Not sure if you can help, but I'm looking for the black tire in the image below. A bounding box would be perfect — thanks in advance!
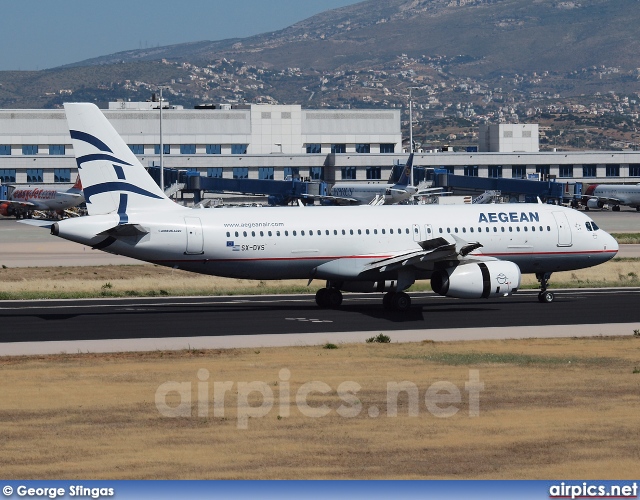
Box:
[327,289,343,308]
[383,292,395,310]
[315,288,330,308]
[392,292,412,312]
[538,291,554,303]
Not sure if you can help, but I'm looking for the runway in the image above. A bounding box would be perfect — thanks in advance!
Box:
[1,288,639,355]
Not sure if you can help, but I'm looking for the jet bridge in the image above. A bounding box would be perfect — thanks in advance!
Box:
[433,172,564,203]
[147,166,327,205]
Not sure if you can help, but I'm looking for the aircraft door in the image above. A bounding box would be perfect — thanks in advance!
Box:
[552,211,572,247]
[184,216,204,254]
[412,223,422,242]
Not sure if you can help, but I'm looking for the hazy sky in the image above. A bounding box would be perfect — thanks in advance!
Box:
[0,0,363,71]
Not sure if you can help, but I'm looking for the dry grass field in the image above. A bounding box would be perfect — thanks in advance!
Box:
[0,258,639,298]
[1,336,639,479]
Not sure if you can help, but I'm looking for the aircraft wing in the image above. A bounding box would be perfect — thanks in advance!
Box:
[586,195,624,205]
[299,193,360,205]
[0,199,36,208]
[313,234,490,279]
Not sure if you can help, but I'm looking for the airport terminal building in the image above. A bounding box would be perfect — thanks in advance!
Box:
[1,102,640,189]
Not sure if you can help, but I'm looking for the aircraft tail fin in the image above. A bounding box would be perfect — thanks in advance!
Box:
[392,153,414,187]
[64,103,177,216]
[68,174,82,193]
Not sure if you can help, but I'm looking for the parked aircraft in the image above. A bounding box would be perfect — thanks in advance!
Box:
[583,183,640,211]
[0,176,84,219]
[322,154,419,205]
[26,103,619,311]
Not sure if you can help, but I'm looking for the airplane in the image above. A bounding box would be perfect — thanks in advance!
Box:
[582,183,640,212]
[24,103,619,311]
[0,176,84,219]
[320,154,420,205]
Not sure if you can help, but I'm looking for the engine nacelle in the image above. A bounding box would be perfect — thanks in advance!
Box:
[586,198,604,209]
[0,202,13,217]
[430,261,521,299]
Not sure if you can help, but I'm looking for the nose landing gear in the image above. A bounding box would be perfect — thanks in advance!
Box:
[536,272,554,303]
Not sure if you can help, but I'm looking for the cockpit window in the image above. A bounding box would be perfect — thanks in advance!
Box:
[591,221,599,230]
[585,222,593,231]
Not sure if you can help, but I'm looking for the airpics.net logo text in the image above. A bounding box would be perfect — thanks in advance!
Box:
[155,368,484,429]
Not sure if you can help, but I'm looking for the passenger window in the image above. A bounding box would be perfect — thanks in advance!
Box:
[470,228,474,233]
[293,230,297,236]
[462,228,466,233]
[226,232,230,237]
[454,228,458,233]
[284,231,288,236]
[531,227,535,232]
[406,228,410,234]
[276,231,280,237]
[235,231,239,237]
[349,229,353,235]
[268,231,272,236]
[251,231,255,237]
[516,227,520,232]
[382,229,386,234]
[325,230,329,235]
[390,229,394,234]
[374,229,378,235]
[439,228,443,233]
[366,229,370,235]
[493,227,497,232]
[508,227,512,232]
[398,228,402,234]
[523,227,527,232]
[447,228,451,233]
[501,227,505,232]
[547,226,551,231]
[334,230,337,235]
[358,229,362,235]
[342,230,346,235]
[486,228,490,232]
[260,231,264,237]
[243,231,247,237]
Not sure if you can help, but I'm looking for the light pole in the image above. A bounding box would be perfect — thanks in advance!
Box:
[159,87,165,192]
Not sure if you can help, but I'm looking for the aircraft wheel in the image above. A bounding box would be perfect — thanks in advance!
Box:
[613,205,621,212]
[538,291,554,303]
[392,292,412,312]
[327,288,343,308]
[383,292,395,310]
[315,288,331,308]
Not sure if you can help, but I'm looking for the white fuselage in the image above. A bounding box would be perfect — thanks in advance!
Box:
[592,184,640,208]
[53,203,618,281]
[330,183,415,204]
[8,185,83,211]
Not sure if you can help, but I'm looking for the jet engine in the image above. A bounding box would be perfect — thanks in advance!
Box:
[0,202,14,217]
[586,198,604,209]
[430,261,521,299]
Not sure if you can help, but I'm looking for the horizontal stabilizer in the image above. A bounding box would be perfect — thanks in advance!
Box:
[17,219,54,229]
[97,223,149,237]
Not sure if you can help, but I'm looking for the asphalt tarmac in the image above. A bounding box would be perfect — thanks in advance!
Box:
[1,288,639,355]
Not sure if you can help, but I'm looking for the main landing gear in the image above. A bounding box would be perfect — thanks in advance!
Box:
[315,288,412,312]
[382,291,412,312]
[315,287,343,308]
[536,272,554,303]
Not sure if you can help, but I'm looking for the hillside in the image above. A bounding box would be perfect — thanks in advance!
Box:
[67,0,640,76]
[1,0,640,151]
